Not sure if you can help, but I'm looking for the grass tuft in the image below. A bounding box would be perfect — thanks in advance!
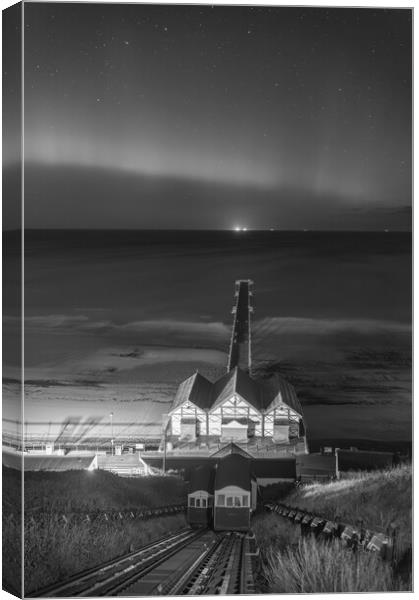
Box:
[252,513,300,555]
[264,536,410,593]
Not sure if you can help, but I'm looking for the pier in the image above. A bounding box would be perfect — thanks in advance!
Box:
[227,279,253,373]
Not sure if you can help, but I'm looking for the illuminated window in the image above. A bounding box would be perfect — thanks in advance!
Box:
[216,495,225,506]
[226,496,233,507]
[234,496,241,507]
[196,498,201,508]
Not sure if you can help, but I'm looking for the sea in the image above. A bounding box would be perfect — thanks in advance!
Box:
[3,230,412,451]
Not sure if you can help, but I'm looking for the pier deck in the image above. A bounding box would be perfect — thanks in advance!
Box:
[227,279,253,373]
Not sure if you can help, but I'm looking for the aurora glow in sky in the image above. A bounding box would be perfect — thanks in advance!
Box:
[4,3,412,229]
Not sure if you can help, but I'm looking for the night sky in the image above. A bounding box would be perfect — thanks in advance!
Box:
[5,3,412,229]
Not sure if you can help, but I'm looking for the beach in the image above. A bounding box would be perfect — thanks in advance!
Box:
[3,230,412,448]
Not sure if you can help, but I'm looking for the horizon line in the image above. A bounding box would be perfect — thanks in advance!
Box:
[4,227,413,233]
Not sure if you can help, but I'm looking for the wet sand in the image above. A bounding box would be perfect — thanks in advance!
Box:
[3,230,411,448]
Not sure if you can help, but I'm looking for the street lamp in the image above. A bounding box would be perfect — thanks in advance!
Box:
[110,412,114,456]
[161,414,170,474]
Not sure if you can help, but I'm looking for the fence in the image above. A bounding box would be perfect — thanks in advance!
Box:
[6,504,187,526]
[264,502,406,566]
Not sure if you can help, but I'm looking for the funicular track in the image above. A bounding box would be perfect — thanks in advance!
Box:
[170,531,256,596]
[29,528,257,597]
[28,528,203,597]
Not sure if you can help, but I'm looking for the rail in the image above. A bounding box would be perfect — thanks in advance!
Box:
[29,528,258,596]
[27,528,201,597]
[155,531,256,596]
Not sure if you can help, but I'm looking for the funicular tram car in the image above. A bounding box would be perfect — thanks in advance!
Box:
[187,465,215,528]
[213,454,257,532]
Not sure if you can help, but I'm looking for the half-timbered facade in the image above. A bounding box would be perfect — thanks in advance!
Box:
[209,368,263,439]
[169,372,213,439]
[263,376,305,442]
[167,366,306,451]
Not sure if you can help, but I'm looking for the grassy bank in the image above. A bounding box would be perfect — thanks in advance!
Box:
[24,468,187,512]
[264,535,410,593]
[253,463,412,593]
[285,462,412,554]
[3,466,188,594]
[253,513,411,593]
[3,509,22,596]
[25,512,187,594]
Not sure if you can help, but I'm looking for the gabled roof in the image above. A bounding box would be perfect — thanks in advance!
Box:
[211,367,261,412]
[211,369,236,406]
[171,368,303,418]
[211,442,253,459]
[262,374,303,416]
[171,371,213,412]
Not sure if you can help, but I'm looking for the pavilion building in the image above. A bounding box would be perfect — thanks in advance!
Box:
[165,280,307,457]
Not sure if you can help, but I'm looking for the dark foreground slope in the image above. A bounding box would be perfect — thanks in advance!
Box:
[3,467,187,594]
[253,463,412,593]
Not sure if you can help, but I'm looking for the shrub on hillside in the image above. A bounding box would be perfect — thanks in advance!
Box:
[284,463,412,554]
[259,481,295,504]
[23,469,187,513]
[264,536,411,593]
[2,467,22,596]
[252,513,300,555]
[24,513,187,594]
[254,463,412,593]
[3,512,21,596]
[3,467,188,594]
